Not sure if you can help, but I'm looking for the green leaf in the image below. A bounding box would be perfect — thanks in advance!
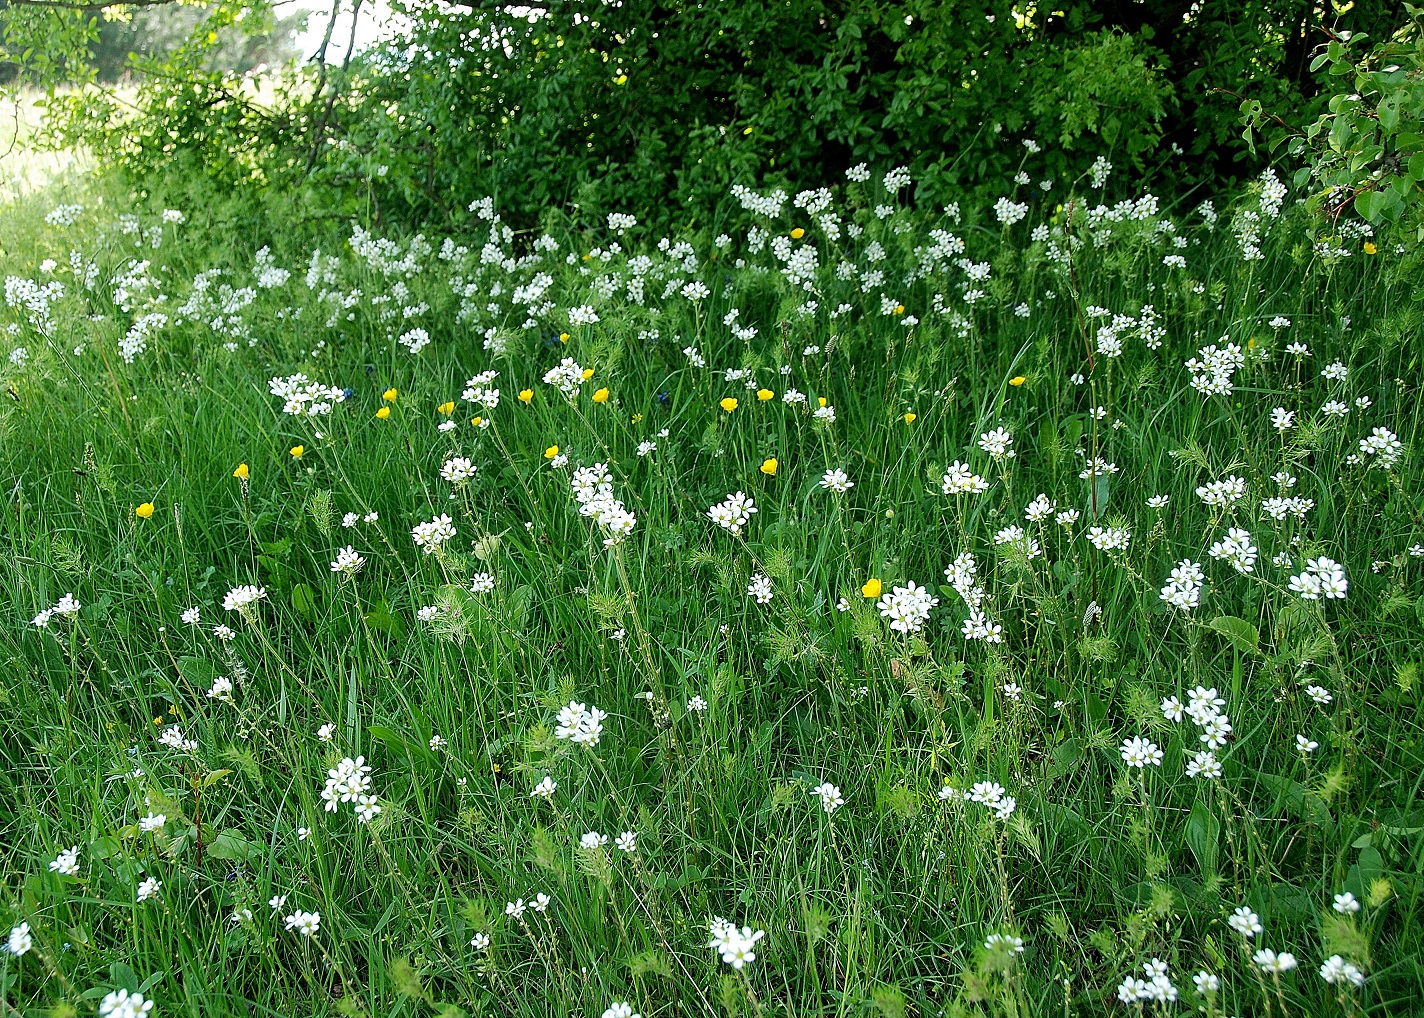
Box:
[208,830,263,862]
[202,768,232,788]
[1184,797,1219,875]
[1208,616,1259,654]
[364,599,406,639]
[291,583,316,617]
[177,655,215,690]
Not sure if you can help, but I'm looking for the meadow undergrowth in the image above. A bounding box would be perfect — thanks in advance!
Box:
[1,163,1422,1017]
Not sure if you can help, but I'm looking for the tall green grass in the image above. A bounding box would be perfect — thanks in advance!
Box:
[1,167,1421,1018]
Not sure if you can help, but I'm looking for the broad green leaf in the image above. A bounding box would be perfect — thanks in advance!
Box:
[1208,616,1259,654]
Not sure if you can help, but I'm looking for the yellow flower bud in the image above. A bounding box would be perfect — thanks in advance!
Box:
[790,227,805,240]
[232,463,249,479]
[1009,376,1026,387]
[438,401,455,415]
[903,412,916,424]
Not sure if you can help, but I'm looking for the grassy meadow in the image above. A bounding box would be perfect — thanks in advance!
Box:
[1,164,1422,1018]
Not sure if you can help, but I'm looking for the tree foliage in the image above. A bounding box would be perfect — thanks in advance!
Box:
[1,0,1418,232]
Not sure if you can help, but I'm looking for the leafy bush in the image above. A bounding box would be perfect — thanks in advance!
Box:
[9,1,1415,232]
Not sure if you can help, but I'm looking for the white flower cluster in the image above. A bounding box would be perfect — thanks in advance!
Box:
[98,989,154,1018]
[1159,559,1205,611]
[941,779,1017,820]
[441,457,476,484]
[1208,527,1257,573]
[542,356,585,396]
[1185,341,1245,397]
[709,916,766,969]
[1262,496,1313,521]
[1319,954,1366,987]
[222,584,266,614]
[707,491,757,536]
[45,204,84,227]
[877,581,938,634]
[943,553,1002,643]
[993,524,1042,561]
[1161,686,1231,778]
[158,726,198,752]
[463,368,500,409]
[747,573,773,604]
[731,184,787,218]
[1358,426,1403,469]
[269,373,346,416]
[977,427,1015,462]
[1087,525,1131,552]
[1119,735,1164,768]
[31,592,81,628]
[942,460,989,494]
[571,462,636,545]
[1117,959,1178,1004]
[320,755,380,822]
[411,514,456,554]
[554,700,607,748]
[1196,475,1247,508]
[1288,556,1348,600]
[330,546,365,576]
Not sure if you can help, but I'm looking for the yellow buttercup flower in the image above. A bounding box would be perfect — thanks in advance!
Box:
[382,388,398,402]
[544,445,559,459]
[581,368,595,380]
[592,387,610,403]
[760,457,778,476]
[861,578,882,598]
[757,388,773,401]
[559,332,570,343]
[471,416,483,427]
[1009,376,1026,387]
[290,445,304,459]
[376,406,391,419]
[1364,241,1378,255]
[903,412,916,424]
[519,389,533,403]
[438,401,455,415]
[135,502,154,519]
[818,397,827,408]
[790,227,805,240]
[893,304,905,315]
[232,463,249,479]
[720,397,738,412]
